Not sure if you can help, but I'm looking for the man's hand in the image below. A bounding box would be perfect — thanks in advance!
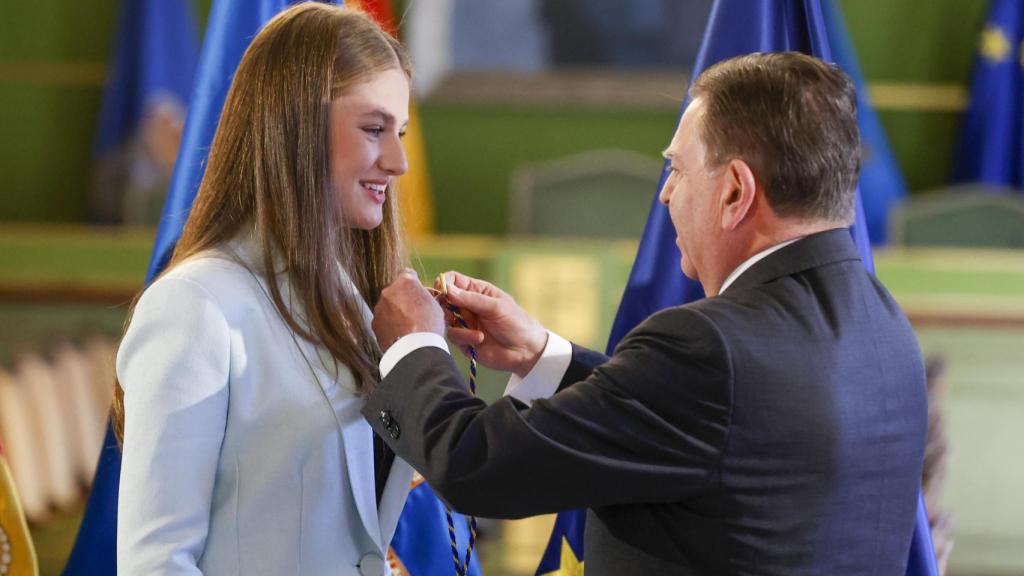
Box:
[372,269,445,352]
[436,271,547,378]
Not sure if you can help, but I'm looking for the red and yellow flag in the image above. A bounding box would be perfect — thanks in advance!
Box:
[0,440,39,576]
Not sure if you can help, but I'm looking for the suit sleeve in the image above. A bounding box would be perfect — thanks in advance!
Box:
[116,276,231,575]
[362,307,732,519]
[558,343,610,392]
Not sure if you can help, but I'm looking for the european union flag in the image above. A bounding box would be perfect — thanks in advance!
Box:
[90,0,197,225]
[953,0,1024,188]
[535,1,936,575]
[70,2,478,574]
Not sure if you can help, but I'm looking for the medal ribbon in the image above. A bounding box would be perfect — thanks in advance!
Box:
[433,274,478,576]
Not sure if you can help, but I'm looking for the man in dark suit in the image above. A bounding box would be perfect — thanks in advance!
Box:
[365,52,928,575]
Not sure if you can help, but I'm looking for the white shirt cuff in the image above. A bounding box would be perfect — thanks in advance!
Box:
[380,332,450,378]
[503,331,572,406]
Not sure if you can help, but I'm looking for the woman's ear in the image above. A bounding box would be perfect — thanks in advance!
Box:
[720,158,757,231]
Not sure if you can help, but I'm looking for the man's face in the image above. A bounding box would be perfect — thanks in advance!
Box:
[659,98,724,282]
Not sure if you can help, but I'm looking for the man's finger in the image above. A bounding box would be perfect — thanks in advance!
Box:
[443,270,473,290]
[446,283,500,316]
[444,271,502,298]
[446,326,485,347]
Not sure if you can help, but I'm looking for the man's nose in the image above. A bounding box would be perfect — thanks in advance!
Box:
[658,181,671,206]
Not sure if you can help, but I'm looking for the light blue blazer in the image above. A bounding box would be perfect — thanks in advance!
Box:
[116,236,413,575]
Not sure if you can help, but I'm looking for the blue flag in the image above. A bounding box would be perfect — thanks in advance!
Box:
[389,478,483,575]
[535,1,936,575]
[69,1,480,574]
[90,0,198,225]
[953,0,1024,188]
[146,0,303,280]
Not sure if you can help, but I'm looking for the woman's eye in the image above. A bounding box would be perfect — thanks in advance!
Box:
[398,130,407,140]
[363,126,384,137]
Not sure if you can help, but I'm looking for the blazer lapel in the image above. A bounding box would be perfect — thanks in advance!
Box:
[378,456,415,545]
[227,230,392,550]
[340,411,385,553]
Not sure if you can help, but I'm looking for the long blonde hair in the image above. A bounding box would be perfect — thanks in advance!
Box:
[113,3,412,441]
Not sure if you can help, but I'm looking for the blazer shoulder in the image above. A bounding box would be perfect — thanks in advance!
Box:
[634,302,731,348]
[621,303,738,386]
[148,252,265,317]
[614,304,734,396]
[162,249,255,288]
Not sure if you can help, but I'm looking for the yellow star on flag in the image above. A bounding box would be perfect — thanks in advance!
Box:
[980,25,1011,62]
[540,537,584,576]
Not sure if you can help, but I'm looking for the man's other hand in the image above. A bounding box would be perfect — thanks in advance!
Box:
[437,271,547,378]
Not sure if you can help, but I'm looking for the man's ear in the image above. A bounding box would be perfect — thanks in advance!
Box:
[720,158,757,231]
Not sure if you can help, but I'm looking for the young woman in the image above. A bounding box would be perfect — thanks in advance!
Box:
[114,5,414,574]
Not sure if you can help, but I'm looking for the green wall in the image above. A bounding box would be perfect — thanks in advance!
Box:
[0,1,209,223]
[841,0,989,193]
[0,2,117,221]
[0,0,996,229]
[844,1,985,84]
[420,103,676,234]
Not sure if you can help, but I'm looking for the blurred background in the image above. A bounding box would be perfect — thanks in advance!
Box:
[1,0,1023,574]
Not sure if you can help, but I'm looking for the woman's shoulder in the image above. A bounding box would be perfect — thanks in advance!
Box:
[144,248,263,313]
[166,247,250,281]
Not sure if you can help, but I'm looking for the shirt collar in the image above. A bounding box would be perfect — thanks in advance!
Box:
[718,237,802,295]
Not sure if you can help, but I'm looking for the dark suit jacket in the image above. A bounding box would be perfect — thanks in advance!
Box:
[364,229,927,575]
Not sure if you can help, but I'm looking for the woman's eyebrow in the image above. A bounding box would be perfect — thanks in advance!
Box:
[360,108,395,123]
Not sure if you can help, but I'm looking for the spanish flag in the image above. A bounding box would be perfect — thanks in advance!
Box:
[0,440,39,576]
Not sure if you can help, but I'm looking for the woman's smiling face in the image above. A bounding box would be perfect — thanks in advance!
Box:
[329,67,410,230]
